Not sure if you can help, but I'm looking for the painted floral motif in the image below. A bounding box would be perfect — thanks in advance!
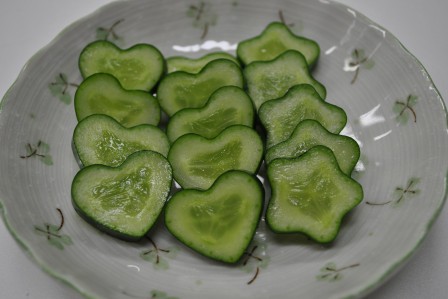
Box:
[150,290,179,299]
[96,19,125,44]
[347,49,375,84]
[34,208,72,250]
[187,1,218,39]
[140,237,179,270]
[316,262,360,281]
[48,73,79,105]
[393,94,418,124]
[366,177,420,206]
[240,237,270,285]
[20,140,53,166]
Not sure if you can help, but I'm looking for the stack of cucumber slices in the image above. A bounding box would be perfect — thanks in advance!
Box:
[71,22,363,263]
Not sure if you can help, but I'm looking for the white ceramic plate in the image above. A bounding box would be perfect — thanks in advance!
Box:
[1,0,447,298]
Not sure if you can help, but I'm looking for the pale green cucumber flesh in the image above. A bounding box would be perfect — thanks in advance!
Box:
[165,170,264,263]
[167,52,240,74]
[157,59,244,116]
[266,146,363,243]
[74,73,160,127]
[73,114,169,167]
[79,40,165,91]
[244,50,326,110]
[259,84,346,148]
[265,119,360,174]
[167,86,254,142]
[168,125,263,190]
[71,151,172,241]
[237,22,320,68]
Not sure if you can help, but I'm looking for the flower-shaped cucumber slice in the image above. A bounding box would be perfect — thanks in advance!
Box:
[71,150,173,241]
[244,50,326,111]
[237,22,320,68]
[168,125,263,190]
[73,114,170,167]
[259,84,347,149]
[266,146,363,243]
[167,52,240,74]
[165,170,264,263]
[265,120,360,175]
[74,73,161,127]
[157,59,244,116]
[166,86,255,143]
[79,40,165,91]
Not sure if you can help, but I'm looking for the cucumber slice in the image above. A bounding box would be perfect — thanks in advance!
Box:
[79,40,165,91]
[157,59,244,116]
[73,114,170,167]
[266,146,363,243]
[74,73,160,127]
[168,125,264,190]
[244,50,326,110]
[166,86,255,143]
[71,150,173,241]
[167,52,240,74]
[165,170,264,263]
[259,84,347,149]
[265,119,360,175]
[237,22,320,68]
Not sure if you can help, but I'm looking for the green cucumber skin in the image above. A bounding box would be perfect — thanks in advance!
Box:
[166,86,255,143]
[237,22,320,68]
[164,170,264,263]
[259,84,347,149]
[156,59,245,116]
[166,52,240,74]
[71,150,173,241]
[266,146,363,243]
[79,40,166,91]
[74,73,161,127]
[265,119,360,174]
[168,125,264,190]
[244,50,326,111]
[73,114,170,167]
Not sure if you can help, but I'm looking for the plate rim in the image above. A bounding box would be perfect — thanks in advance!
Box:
[0,0,447,298]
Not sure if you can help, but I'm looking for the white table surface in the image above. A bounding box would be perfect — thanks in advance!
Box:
[0,0,447,298]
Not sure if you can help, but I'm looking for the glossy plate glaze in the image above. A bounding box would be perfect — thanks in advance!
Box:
[0,0,447,298]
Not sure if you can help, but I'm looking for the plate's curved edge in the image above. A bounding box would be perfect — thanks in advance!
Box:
[0,200,96,299]
[0,1,129,299]
[0,1,447,299]
[0,0,129,113]
[327,0,448,298]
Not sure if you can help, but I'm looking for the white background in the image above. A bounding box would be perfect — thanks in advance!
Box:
[0,0,447,298]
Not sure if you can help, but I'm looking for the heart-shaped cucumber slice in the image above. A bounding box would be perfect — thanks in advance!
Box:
[237,22,320,68]
[157,59,244,116]
[166,86,255,143]
[75,73,161,127]
[168,125,264,190]
[266,146,363,243]
[71,150,172,241]
[166,52,240,74]
[259,84,347,149]
[73,114,170,167]
[265,119,360,175]
[79,40,165,91]
[165,170,264,263]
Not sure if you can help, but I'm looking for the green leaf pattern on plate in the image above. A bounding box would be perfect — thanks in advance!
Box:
[393,94,418,124]
[187,1,218,39]
[240,236,270,285]
[348,48,375,84]
[48,73,79,105]
[96,19,125,45]
[316,262,360,282]
[140,237,179,270]
[34,208,72,250]
[20,140,53,166]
